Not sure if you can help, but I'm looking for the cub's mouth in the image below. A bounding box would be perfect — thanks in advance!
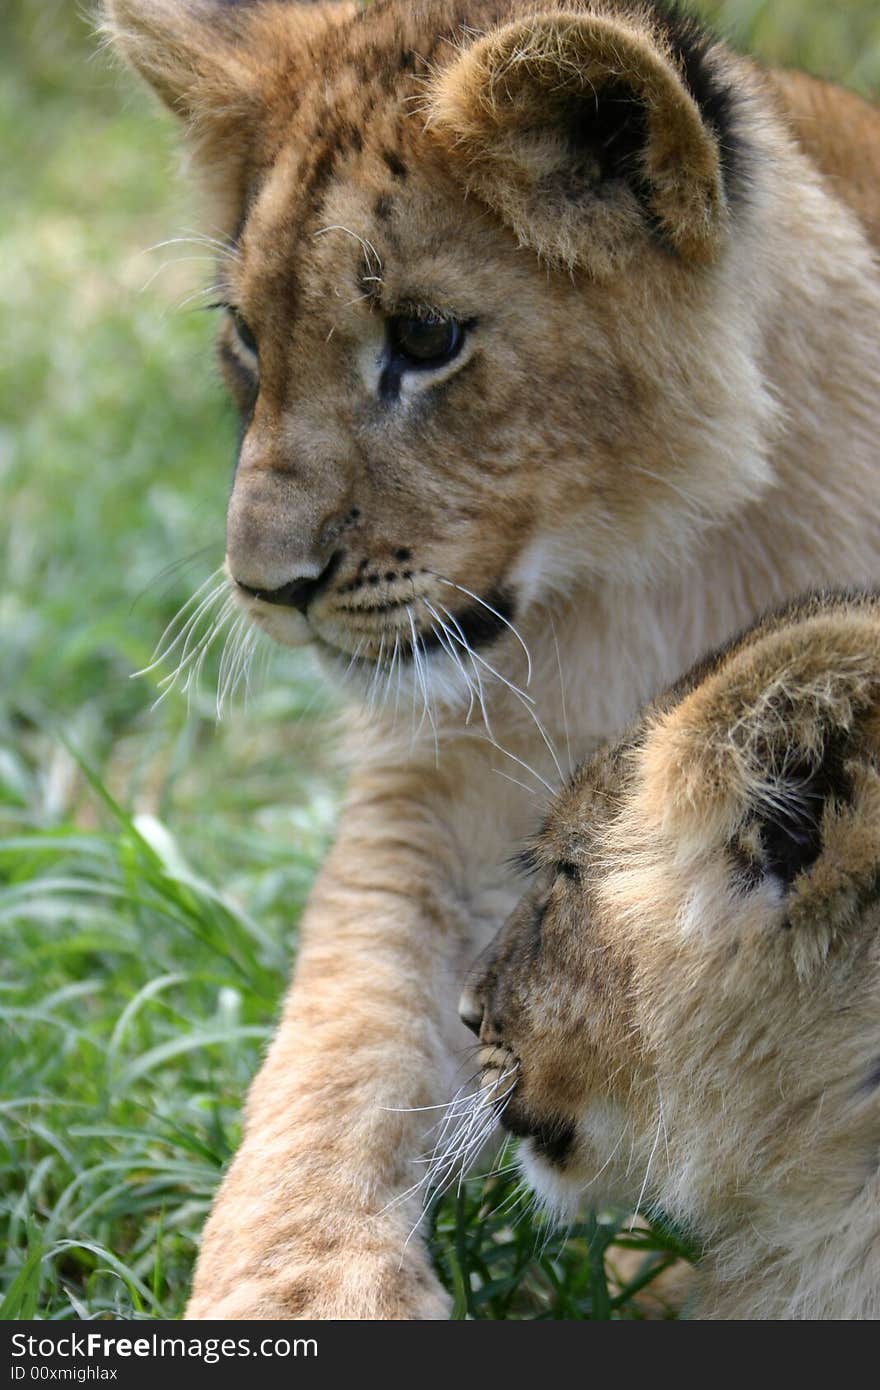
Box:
[231,552,521,672]
[477,1047,576,1170]
[501,1103,577,1169]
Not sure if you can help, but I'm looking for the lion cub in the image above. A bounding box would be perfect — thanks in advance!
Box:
[461,591,880,1319]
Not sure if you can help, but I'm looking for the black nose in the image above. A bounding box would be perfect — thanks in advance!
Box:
[458,988,484,1037]
[236,552,341,615]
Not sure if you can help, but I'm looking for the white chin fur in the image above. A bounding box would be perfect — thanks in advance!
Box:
[334,636,516,716]
[518,1143,582,1223]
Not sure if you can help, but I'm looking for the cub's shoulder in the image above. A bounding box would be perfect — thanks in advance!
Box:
[766,69,880,245]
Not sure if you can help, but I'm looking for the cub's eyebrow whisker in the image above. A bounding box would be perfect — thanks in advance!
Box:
[313,224,383,278]
[175,282,230,314]
[146,231,242,265]
[139,254,223,296]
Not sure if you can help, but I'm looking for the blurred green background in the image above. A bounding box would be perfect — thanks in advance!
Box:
[2,0,879,1320]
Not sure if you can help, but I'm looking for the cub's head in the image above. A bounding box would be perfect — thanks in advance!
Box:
[462,592,880,1232]
[106,0,771,694]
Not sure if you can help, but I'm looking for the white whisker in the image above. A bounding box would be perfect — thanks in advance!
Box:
[630,1107,664,1231]
[433,575,533,686]
[550,614,574,776]
[434,601,493,738]
[313,224,382,276]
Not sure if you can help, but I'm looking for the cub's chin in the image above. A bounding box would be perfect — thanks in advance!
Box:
[517,1141,584,1223]
[514,1098,644,1222]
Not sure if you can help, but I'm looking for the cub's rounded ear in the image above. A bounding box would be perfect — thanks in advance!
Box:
[426,9,735,275]
[638,602,880,913]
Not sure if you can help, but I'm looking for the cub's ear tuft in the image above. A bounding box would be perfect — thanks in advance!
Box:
[426,9,736,274]
[101,2,354,213]
[101,0,258,119]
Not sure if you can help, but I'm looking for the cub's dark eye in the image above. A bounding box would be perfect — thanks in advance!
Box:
[388,314,462,368]
[231,310,258,357]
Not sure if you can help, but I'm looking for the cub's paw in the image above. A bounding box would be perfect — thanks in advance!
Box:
[186,1247,451,1321]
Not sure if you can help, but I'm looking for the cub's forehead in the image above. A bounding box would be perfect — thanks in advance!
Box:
[239,3,472,241]
[537,738,639,868]
[236,42,477,304]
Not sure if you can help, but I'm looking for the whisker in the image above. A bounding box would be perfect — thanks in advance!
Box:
[433,575,533,685]
[174,282,229,314]
[550,614,574,777]
[132,567,226,677]
[433,601,556,793]
[492,769,541,797]
[422,600,477,723]
[312,224,382,276]
[629,1107,664,1232]
[128,546,219,615]
[147,231,241,265]
[139,255,221,295]
[407,610,438,763]
[434,601,493,738]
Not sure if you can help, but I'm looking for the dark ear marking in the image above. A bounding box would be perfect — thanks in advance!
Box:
[382,149,408,180]
[642,0,746,200]
[753,730,853,891]
[556,860,581,883]
[429,9,733,271]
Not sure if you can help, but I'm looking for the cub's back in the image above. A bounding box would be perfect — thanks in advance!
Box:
[769,69,880,247]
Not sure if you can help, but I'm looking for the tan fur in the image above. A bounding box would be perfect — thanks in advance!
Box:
[426,10,726,270]
[768,70,880,247]
[465,592,880,1319]
[102,0,880,1319]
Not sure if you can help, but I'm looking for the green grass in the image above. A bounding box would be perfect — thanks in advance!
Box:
[2,0,879,1321]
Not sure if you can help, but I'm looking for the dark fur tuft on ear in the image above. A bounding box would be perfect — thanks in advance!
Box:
[427,6,741,274]
[743,728,854,891]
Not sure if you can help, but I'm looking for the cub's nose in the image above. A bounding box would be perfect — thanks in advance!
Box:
[458,986,484,1037]
[235,552,341,615]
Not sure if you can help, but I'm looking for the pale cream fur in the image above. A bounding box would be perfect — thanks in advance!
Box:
[102,0,880,1318]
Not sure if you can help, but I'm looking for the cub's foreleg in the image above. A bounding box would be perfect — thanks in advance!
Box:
[186,765,478,1320]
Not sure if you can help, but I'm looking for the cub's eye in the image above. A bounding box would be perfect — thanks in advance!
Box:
[388,313,462,368]
[231,310,258,357]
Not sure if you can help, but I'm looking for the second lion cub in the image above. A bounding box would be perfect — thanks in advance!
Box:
[462,591,880,1319]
